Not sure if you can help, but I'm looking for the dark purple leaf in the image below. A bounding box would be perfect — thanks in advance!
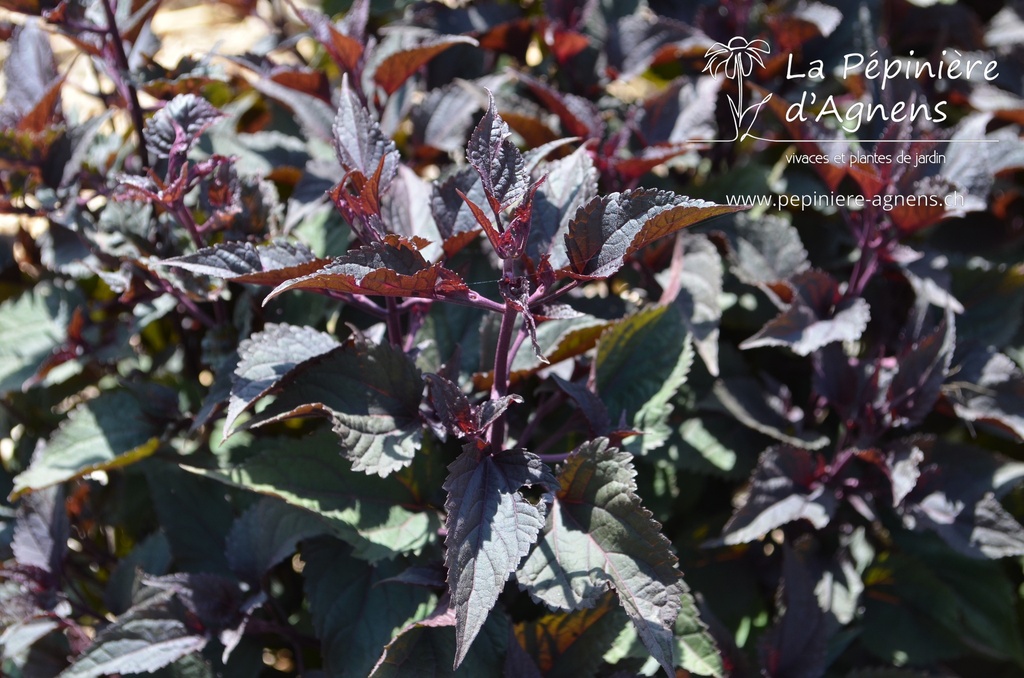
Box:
[425,372,477,438]
[564,188,744,279]
[143,94,224,160]
[11,485,67,578]
[551,374,611,435]
[607,12,710,80]
[719,445,835,545]
[411,82,481,154]
[431,166,486,255]
[240,338,424,477]
[634,76,720,146]
[526,145,598,270]
[758,548,828,678]
[898,439,1024,558]
[516,439,684,676]
[724,213,810,305]
[712,377,829,450]
[468,90,529,214]
[444,448,555,668]
[264,236,468,302]
[947,346,1024,441]
[156,239,329,286]
[740,270,871,356]
[887,317,955,428]
[225,323,341,435]
[369,598,508,677]
[660,233,724,376]
[334,75,400,184]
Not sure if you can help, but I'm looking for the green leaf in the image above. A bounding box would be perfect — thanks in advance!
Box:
[595,304,693,452]
[184,429,436,562]
[225,323,341,435]
[516,438,686,676]
[302,537,433,678]
[862,533,1024,667]
[443,448,556,667]
[675,592,723,677]
[0,285,71,394]
[243,338,424,477]
[563,188,743,279]
[11,391,164,500]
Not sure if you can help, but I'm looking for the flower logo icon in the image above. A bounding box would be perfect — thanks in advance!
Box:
[704,37,773,140]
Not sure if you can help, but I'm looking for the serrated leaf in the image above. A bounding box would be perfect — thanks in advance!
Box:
[527,145,598,270]
[185,429,435,561]
[720,445,835,545]
[0,285,71,394]
[225,498,331,583]
[712,377,829,450]
[740,270,871,356]
[11,391,164,499]
[60,619,205,678]
[898,439,1024,558]
[156,240,328,287]
[370,30,478,96]
[515,593,627,678]
[239,338,424,477]
[564,188,743,279]
[443,448,555,667]
[334,75,400,183]
[302,537,433,678]
[11,485,67,576]
[225,323,341,435]
[516,438,684,676]
[596,304,693,452]
[143,94,223,159]
[468,90,529,212]
[265,237,467,303]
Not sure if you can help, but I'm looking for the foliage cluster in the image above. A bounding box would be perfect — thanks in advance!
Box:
[2,0,1024,676]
